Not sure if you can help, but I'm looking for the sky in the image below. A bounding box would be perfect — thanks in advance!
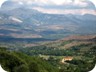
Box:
[1,0,96,5]
[0,0,96,7]
[0,0,96,14]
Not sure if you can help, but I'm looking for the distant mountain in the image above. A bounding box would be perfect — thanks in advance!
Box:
[0,6,96,39]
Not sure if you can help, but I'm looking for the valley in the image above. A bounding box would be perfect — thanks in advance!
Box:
[0,1,96,72]
[0,35,96,72]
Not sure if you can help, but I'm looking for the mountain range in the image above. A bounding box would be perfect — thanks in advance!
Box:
[0,1,96,40]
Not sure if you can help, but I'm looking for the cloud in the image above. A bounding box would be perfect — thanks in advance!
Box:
[1,0,96,7]
[0,0,96,15]
[33,7,96,15]
[4,0,94,5]
[29,0,96,14]
[7,0,95,9]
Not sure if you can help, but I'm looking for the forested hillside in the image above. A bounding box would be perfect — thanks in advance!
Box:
[0,35,96,72]
[0,47,59,72]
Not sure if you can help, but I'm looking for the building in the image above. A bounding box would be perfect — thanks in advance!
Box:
[61,56,73,63]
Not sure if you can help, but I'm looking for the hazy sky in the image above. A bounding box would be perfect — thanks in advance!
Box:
[0,0,96,14]
[0,0,96,7]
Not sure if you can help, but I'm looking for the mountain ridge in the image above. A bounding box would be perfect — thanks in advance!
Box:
[0,7,96,39]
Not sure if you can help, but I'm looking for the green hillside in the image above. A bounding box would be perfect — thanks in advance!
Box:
[0,47,59,72]
[0,35,96,72]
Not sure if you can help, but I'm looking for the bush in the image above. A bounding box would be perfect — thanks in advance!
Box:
[14,64,29,72]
